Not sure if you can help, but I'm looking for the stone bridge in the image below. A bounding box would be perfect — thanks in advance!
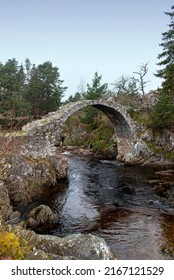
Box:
[22,99,137,161]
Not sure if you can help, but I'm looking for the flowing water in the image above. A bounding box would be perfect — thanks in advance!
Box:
[23,154,174,259]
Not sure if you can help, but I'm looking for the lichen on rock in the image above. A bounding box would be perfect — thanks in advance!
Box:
[35,233,116,260]
[3,153,68,205]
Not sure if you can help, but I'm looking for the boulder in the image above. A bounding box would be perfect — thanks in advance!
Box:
[0,219,116,259]
[35,233,116,260]
[26,249,77,260]
[8,211,21,224]
[141,129,154,141]
[0,180,13,220]
[133,141,149,158]
[26,249,50,260]
[49,153,68,179]
[26,204,58,232]
[4,153,68,205]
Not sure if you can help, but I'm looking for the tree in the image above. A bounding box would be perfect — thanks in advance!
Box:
[25,58,32,82]
[0,59,29,118]
[80,72,107,128]
[112,75,139,96]
[77,78,86,96]
[25,61,67,118]
[111,75,140,106]
[155,5,174,93]
[133,62,149,98]
[153,94,174,129]
[153,6,174,129]
[83,72,108,100]
[63,92,82,104]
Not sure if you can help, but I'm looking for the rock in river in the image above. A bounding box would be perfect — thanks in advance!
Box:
[26,204,58,233]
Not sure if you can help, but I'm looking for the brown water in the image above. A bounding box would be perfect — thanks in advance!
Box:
[22,154,174,259]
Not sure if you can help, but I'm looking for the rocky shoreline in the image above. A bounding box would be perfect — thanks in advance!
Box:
[0,150,116,260]
[0,142,174,259]
[59,145,174,168]
[0,214,115,260]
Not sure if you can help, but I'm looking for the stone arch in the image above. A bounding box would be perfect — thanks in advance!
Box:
[22,99,136,160]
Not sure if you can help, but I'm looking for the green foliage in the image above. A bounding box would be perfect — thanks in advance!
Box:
[83,72,108,100]
[25,61,67,118]
[63,92,82,104]
[0,231,24,260]
[131,110,152,127]
[79,73,108,131]
[156,6,174,93]
[64,111,115,157]
[0,58,67,127]
[80,106,99,129]
[92,125,114,154]
[0,59,30,118]
[153,6,174,129]
[152,93,174,129]
[147,141,174,160]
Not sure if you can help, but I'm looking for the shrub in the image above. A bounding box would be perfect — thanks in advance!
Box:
[0,231,24,260]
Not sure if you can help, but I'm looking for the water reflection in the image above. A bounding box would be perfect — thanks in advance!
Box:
[20,154,174,259]
[51,155,173,259]
[92,207,165,259]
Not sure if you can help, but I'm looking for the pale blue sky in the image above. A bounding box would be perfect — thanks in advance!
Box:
[0,0,173,99]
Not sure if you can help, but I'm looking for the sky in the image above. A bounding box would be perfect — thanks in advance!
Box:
[0,0,173,100]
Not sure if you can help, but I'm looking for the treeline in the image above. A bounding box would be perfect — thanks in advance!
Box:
[0,6,174,131]
[0,58,67,127]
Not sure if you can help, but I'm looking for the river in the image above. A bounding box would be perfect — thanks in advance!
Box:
[23,154,174,259]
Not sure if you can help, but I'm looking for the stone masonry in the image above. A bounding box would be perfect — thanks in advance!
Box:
[21,99,137,160]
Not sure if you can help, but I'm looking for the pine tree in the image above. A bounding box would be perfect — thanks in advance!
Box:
[156,5,174,93]
[0,59,30,117]
[81,72,108,128]
[83,72,108,100]
[153,6,174,129]
[25,62,67,118]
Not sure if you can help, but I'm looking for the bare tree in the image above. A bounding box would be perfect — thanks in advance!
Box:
[77,78,86,96]
[133,62,149,99]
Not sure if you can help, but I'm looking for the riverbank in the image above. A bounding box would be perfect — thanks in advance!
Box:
[57,145,174,169]
[0,148,116,260]
[15,154,174,259]
[0,141,174,259]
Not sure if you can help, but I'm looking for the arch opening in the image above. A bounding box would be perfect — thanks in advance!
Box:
[92,104,132,139]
